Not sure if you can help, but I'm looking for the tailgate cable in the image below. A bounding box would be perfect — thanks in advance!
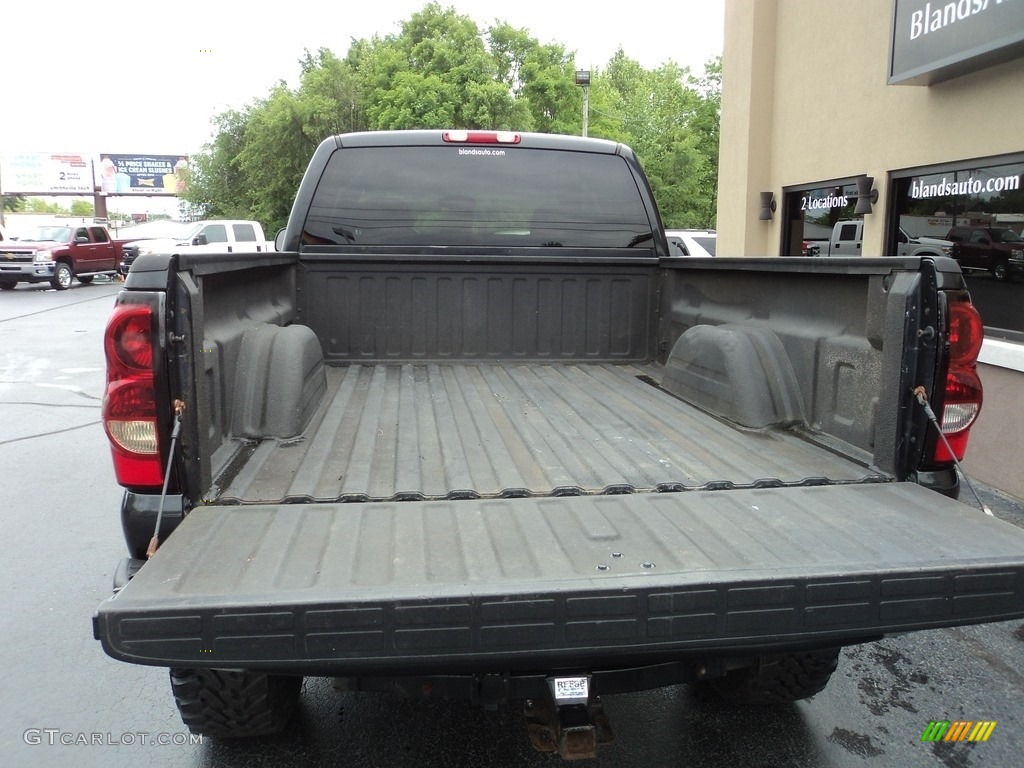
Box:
[912,386,992,516]
[146,399,186,558]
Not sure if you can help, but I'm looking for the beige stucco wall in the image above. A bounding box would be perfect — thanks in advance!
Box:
[960,363,1024,500]
[718,0,1024,258]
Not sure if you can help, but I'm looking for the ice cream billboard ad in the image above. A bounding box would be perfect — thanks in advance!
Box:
[0,152,93,194]
[96,154,189,195]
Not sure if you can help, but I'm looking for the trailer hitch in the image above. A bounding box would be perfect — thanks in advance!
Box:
[524,676,614,760]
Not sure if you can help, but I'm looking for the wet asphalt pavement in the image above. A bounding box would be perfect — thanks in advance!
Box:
[1,281,1022,767]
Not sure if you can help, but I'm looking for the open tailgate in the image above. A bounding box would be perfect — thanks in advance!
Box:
[94,483,1024,673]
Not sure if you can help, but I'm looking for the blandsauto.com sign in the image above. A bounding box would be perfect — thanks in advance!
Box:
[889,0,1024,85]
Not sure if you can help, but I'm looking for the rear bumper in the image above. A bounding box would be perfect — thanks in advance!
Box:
[93,483,1024,675]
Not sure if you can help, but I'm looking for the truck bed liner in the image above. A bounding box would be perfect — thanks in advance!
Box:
[94,483,1024,672]
[214,362,880,503]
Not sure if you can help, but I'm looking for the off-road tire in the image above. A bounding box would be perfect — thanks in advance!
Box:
[0,280,15,291]
[700,648,841,704]
[169,668,302,737]
[51,262,73,291]
[77,274,94,284]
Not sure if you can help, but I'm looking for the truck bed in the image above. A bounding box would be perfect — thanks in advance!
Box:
[212,361,881,504]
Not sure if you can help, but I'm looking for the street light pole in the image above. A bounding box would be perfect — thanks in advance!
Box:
[575,70,591,138]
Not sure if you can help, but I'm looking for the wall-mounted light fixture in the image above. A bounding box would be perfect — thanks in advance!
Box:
[851,176,880,215]
[759,191,777,221]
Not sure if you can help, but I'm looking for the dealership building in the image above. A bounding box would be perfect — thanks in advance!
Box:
[717,0,1023,496]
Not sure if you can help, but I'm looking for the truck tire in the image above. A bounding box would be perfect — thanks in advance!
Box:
[992,261,1010,281]
[698,648,841,704]
[0,280,15,291]
[169,668,302,737]
[51,263,73,291]
[77,275,94,284]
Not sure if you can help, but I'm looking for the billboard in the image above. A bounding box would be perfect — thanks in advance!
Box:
[0,152,93,194]
[95,154,189,195]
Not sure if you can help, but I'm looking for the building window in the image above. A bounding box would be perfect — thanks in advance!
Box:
[781,181,858,258]
[890,156,1024,340]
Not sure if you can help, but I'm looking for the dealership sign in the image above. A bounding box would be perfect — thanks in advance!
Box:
[889,0,1024,84]
[0,152,93,194]
[95,154,189,195]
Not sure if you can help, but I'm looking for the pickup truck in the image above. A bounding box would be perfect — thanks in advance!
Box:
[92,130,1024,760]
[945,224,1024,282]
[0,223,122,290]
[824,219,954,258]
[118,218,270,276]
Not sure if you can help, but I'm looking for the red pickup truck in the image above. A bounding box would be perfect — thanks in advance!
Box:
[0,224,124,290]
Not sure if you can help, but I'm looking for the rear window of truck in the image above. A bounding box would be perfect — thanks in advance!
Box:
[301,146,655,249]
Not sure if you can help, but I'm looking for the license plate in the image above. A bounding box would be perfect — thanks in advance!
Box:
[553,676,589,701]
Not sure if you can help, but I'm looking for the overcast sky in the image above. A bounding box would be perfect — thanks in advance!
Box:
[1,0,724,156]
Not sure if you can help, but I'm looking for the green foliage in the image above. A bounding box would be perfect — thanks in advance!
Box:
[16,197,94,218]
[184,3,722,234]
[184,109,252,221]
[69,200,95,217]
[3,194,27,213]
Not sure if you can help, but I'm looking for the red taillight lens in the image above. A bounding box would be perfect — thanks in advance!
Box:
[933,297,984,463]
[947,300,984,363]
[103,303,163,487]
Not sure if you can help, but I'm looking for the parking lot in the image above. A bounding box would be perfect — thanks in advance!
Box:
[2,281,1023,767]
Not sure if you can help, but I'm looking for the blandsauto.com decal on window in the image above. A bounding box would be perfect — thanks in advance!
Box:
[895,159,1024,337]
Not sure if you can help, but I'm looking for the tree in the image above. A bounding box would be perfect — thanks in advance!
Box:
[183,3,723,235]
[25,198,67,214]
[357,3,523,130]
[3,194,26,213]
[182,109,252,222]
[70,200,95,217]
[593,51,721,229]
[688,57,722,228]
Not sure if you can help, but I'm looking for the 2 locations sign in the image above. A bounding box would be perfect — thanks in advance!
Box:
[0,152,189,196]
[889,0,1024,84]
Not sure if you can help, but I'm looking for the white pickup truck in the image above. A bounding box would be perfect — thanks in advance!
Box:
[825,219,953,258]
[119,219,270,275]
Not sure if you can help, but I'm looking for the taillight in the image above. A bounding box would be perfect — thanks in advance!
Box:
[102,303,164,487]
[933,297,984,463]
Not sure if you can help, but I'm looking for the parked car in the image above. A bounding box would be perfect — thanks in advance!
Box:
[826,220,953,258]
[116,221,193,276]
[802,240,824,257]
[93,129,1015,757]
[0,224,122,290]
[119,219,268,275]
[945,225,1024,281]
[665,228,717,257]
